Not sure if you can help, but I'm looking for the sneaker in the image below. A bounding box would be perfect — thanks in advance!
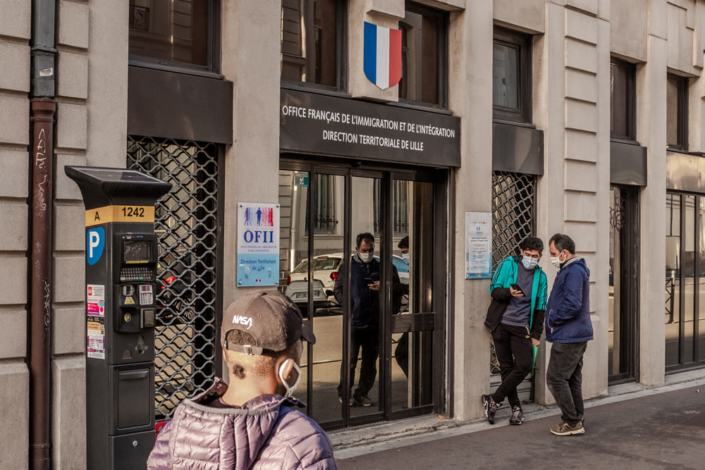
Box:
[550,421,585,436]
[338,396,354,406]
[481,394,499,425]
[355,395,373,407]
[509,406,524,425]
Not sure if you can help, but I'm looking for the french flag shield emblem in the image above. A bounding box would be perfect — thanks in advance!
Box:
[364,22,402,90]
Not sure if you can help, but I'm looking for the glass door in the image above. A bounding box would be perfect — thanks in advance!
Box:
[665,192,705,372]
[279,160,447,429]
[608,186,639,383]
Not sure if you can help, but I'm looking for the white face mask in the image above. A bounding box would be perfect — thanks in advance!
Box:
[278,359,301,398]
[522,256,539,270]
[358,252,373,263]
[401,253,410,262]
[550,252,565,268]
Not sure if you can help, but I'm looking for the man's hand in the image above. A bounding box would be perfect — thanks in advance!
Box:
[368,281,381,291]
[510,288,524,297]
[531,338,540,347]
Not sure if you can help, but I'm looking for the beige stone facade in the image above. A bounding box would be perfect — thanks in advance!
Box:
[3,0,705,467]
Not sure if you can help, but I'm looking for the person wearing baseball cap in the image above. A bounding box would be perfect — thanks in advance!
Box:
[148,290,337,470]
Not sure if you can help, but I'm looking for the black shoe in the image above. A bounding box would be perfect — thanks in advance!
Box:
[481,394,499,425]
[509,405,524,425]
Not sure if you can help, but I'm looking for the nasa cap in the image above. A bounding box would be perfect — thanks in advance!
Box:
[221,290,316,355]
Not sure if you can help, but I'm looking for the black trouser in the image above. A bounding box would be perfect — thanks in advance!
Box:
[547,341,587,426]
[491,323,534,408]
[338,326,380,399]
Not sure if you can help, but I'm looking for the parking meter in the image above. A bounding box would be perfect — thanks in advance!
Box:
[66,166,171,470]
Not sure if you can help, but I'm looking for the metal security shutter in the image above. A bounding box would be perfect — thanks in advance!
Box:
[127,136,219,419]
[491,172,537,271]
[490,171,537,402]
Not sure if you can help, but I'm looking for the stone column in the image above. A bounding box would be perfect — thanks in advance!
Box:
[635,0,668,386]
[221,0,282,308]
[534,0,611,403]
[447,0,493,421]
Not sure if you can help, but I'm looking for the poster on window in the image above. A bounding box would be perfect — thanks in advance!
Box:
[237,203,280,287]
[465,212,492,279]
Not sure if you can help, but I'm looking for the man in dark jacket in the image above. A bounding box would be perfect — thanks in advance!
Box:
[545,233,593,436]
[335,232,403,406]
[147,291,337,469]
[482,237,547,425]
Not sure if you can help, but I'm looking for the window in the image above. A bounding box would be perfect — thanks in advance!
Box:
[398,2,448,107]
[373,180,411,236]
[129,0,220,74]
[667,74,689,151]
[305,174,341,235]
[280,0,342,89]
[610,59,636,141]
[493,28,532,123]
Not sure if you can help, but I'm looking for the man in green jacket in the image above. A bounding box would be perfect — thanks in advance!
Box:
[482,237,548,425]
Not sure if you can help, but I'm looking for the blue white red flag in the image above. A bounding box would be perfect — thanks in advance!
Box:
[363,22,402,90]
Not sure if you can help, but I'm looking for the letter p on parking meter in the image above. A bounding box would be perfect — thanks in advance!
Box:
[66,167,171,470]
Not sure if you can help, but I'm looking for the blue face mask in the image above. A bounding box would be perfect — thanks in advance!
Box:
[522,256,539,270]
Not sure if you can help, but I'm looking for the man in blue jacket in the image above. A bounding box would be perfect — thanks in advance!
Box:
[545,233,593,436]
[334,232,403,407]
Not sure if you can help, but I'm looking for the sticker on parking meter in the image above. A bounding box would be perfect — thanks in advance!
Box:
[237,203,280,287]
[87,317,105,359]
[139,284,154,305]
[87,284,105,317]
[86,227,105,265]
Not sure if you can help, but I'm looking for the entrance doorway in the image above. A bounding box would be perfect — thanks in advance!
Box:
[665,192,705,371]
[278,158,447,429]
[608,185,639,383]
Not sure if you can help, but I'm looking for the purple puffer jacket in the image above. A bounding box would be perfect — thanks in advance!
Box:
[147,379,337,470]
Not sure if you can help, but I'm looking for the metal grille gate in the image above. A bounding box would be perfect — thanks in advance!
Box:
[127,136,219,420]
[491,172,537,271]
[490,171,537,398]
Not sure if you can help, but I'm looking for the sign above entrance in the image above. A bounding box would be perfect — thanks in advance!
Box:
[280,89,461,167]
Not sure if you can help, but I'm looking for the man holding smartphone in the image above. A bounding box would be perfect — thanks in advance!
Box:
[482,237,548,425]
[334,232,403,407]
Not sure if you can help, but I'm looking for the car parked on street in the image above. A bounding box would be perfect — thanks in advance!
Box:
[284,253,409,315]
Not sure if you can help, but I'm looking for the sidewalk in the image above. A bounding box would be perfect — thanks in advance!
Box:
[336,382,705,469]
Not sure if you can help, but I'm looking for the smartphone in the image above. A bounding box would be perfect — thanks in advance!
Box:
[510,284,524,295]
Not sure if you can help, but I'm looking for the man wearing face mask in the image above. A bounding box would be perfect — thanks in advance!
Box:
[482,237,548,425]
[147,291,337,470]
[335,232,403,406]
[545,233,593,436]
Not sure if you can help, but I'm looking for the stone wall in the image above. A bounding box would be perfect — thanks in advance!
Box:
[0,0,32,467]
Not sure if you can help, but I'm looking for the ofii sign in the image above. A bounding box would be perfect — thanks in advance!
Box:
[364,22,402,90]
[237,203,280,287]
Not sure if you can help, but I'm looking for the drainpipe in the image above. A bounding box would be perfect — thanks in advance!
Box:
[29,0,57,469]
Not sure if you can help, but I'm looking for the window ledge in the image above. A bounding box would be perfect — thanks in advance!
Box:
[129,59,224,80]
[493,119,536,129]
[666,148,695,156]
[611,137,640,146]
[280,81,349,99]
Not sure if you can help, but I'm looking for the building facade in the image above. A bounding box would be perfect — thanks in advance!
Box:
[2,0,705,467]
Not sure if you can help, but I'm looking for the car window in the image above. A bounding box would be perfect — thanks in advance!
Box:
[292,259,309,274]
[393,257,409,273]
[314,257,341,270]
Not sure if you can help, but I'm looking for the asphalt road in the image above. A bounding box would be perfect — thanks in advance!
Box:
[337,385,705,470]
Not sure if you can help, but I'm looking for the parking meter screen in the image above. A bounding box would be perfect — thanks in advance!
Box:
[124,241,151,264]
